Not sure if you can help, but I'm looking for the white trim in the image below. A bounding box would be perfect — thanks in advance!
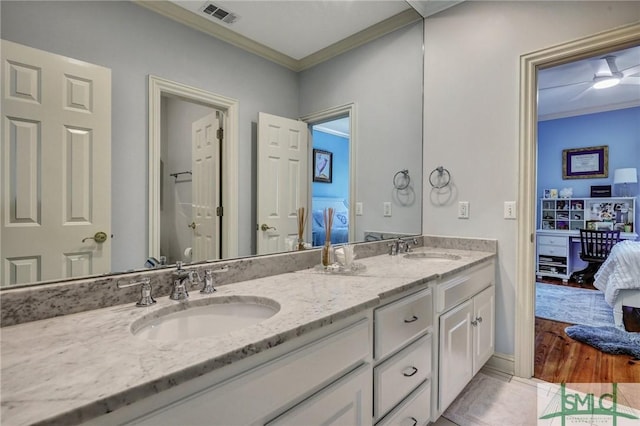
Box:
[135,1,420,72]
[148,75,239,261]
[301,103,357,243]
[515,22,640,379]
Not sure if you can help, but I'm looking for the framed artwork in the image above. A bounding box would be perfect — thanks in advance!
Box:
[313,149,332,183]
[562,145,608,179]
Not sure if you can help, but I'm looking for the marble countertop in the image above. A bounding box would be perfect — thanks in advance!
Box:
[0,247,494,426]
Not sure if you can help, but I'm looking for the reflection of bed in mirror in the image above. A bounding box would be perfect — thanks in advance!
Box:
[594,240,640,328]
[311,197,349,247]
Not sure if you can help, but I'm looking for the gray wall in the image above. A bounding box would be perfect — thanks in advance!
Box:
[1,1,299,270]
[422,1,640,357]
[300,22,424,240]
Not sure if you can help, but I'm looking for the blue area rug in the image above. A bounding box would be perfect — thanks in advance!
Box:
[565,325,640,359]
[535,282,614,327]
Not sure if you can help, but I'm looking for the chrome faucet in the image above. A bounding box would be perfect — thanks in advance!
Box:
[388,237,419,255]
[117,277,156,307]
[170,261,200,301]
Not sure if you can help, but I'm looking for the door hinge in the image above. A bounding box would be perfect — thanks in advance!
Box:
[217,128,223,140]
[216,206,223,217]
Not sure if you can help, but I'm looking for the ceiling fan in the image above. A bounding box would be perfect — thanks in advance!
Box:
[590,55,640,89]
[539,54,640,93]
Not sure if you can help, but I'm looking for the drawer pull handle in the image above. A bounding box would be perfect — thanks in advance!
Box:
[404,315,418,323]
[409,417,418,426]
[403,366,418,377]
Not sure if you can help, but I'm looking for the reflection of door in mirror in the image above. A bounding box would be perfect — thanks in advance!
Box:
[1,40,111,286]
[257,112,309,255]
[160,97,222,264]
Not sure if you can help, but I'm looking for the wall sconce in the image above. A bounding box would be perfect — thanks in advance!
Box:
[613,168,638,197]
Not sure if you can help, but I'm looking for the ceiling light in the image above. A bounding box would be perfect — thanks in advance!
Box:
[592,75,621,89]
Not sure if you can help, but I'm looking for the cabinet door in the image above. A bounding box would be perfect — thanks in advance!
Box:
[266,363,372,426]
[438,300,473,412]
[472,286,495,375]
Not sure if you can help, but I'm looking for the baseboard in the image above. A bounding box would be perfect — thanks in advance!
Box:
[484,352,515,376]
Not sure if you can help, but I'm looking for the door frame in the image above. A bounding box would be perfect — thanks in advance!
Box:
[301,103,357,243]
[148,75,239,260]
[514,22,640,378]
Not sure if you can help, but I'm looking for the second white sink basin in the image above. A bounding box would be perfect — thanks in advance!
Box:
[404,252,461,261]
[132,296,280,341]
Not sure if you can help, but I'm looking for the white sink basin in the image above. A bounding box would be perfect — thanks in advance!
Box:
[404,252,461,261]
[132,296,280,341]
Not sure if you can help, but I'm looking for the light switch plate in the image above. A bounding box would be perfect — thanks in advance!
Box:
[504,201,517,219]
[458,201,469,219]
[383,202,392,217]
[355,202,363,216]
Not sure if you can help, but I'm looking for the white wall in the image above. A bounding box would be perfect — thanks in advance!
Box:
[422,1,640,356]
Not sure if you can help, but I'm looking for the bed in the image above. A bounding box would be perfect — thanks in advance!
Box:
[311,197,350,247]
[593,240,640,328]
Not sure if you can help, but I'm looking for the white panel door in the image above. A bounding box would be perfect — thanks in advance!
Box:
[439,299,473,412]
[257,112,308,255]
[191,112,220,262]
[1,40,111,286]
[473,286,495,375]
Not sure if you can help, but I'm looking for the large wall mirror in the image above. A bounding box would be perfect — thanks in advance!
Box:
[1,0,424,287]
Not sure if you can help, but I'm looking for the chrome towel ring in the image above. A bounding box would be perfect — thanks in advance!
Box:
[393,169,411,190]
[429,166,451,189]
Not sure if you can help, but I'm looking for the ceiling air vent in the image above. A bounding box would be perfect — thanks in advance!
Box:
[200,2,238,24]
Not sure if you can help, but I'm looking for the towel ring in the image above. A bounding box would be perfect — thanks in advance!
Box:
[429,166,451,189]
[393,170,411,190]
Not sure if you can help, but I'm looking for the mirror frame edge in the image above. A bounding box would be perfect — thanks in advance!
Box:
[148,75,239,261]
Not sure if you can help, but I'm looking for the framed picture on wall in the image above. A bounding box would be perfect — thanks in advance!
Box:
[313,149,333,183]
[562,145,608,179]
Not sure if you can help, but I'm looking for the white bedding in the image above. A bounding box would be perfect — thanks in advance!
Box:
[594,240,640,307]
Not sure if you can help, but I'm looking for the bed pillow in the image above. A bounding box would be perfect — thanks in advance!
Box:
[334,211,349,228]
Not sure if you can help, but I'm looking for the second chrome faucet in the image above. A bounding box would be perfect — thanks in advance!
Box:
[170,261,230,300]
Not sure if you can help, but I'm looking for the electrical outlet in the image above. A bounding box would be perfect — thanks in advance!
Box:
[383,202,392,217]
[504,201,517,219]
[355,202,363,216]
[458,201,469,219]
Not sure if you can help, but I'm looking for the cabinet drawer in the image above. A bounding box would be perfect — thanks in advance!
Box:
[537,235,566,247]
[437,262,494,313]
[374,333,431,419]
[375,288,432,360]
[118,319,370,426]
[376,380,431,426]
[538,244,567,257]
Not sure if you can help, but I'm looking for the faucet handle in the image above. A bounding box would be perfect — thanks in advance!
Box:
[200,266,229,294]
[117,277,156,307]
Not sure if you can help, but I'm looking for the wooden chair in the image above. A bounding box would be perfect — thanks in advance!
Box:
[570,229,620,285]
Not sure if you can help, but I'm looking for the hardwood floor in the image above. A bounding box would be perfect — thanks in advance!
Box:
[534,317,640,383]
[534,277,640,384]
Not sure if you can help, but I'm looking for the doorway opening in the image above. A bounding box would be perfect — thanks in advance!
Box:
[148,76,239,262]
[309,117,351,247]
[302,103,357,245]
[514,23,640,379]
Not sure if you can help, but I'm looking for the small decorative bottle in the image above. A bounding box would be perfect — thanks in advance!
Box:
[321,242,332,266]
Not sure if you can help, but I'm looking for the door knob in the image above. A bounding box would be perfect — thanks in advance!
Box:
[82,231,108,243]
[188,222,198,229]
[260,224,277,231]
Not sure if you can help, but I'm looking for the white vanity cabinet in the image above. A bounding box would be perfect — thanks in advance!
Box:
[437,261,495,413]
[93,317,371,426]
[373,287,433,424]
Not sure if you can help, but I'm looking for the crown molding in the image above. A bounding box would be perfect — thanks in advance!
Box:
[134,1,421,72]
